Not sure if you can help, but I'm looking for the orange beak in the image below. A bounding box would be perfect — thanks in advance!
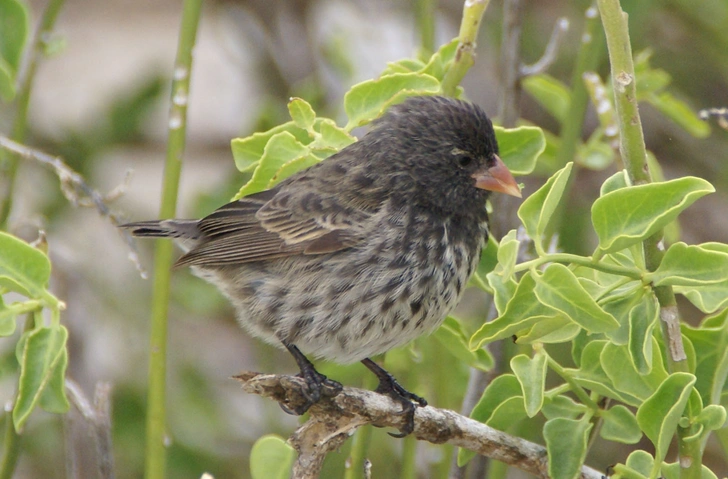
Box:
[472,154,522,198]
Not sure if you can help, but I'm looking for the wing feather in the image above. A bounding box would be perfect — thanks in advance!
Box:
[176,183,373,267]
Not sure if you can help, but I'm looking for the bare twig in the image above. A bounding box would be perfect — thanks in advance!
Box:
[65,380,115,479]
[235,372,604,479]
[699,107,728,131]
[0,135,146,278]
[520,18,570,77]
[498,0,524,127]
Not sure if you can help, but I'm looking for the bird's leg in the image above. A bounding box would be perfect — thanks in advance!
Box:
[281,341,342,415]
[361,358,427,437]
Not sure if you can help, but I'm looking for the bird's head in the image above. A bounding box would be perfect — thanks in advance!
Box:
[367,96,521,215]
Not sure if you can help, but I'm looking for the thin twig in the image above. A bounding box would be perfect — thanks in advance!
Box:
[520,18,570,77]
[235,372,604,479]
[699,107,728,131]
[0,136,146,278]
[65,380,115,479]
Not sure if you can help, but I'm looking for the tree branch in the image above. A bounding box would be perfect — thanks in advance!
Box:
[234,372,604,479]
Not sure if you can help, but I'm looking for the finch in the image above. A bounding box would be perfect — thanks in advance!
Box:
[122,95,521,435]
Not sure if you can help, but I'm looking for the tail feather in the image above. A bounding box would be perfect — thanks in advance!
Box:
[120,219,202,239]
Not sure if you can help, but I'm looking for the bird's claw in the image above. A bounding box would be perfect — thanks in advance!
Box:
[374,374,426,437]
[280,369,343,416]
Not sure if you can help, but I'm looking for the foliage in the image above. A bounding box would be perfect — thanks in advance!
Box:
[2,0,727,478]
[0,232,68,431]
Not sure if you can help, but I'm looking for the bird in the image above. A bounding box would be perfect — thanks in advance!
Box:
[122,95,521,436]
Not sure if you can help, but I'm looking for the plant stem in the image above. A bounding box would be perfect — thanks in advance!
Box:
[414,0,436,59]
[0,313,37,479]
[441,0,491,97]
[144,1,203,478]
[546,356,600,412]
[0,0,67,229]
[596,1,649,185]
[514,252,644,280]
[0,414,20,479]
[598,1,697,477]
[344,373,376,479]
[401,435,418,479]
[498,0,523,127]
[555,2,605,168]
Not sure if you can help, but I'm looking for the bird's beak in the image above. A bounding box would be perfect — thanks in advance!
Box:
[472,155,522,198]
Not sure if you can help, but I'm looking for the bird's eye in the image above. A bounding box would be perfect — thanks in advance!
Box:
[458,155,473,168]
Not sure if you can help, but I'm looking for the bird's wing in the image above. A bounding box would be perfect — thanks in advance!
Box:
[175,184,372,267]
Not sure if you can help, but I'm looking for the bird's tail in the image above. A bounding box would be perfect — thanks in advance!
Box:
[120,219,202,240]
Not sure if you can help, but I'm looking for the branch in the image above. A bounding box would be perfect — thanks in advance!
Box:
[65,380,115,479]
[0,135,146,277]
[440,0,491,97]
[520,18,570,77]
[234,372,604,479]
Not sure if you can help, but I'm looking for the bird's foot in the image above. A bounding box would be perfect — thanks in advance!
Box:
[280,341,343,415]
[361,358,427,437]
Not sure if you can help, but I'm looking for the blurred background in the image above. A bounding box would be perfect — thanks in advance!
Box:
[2,0,727,477]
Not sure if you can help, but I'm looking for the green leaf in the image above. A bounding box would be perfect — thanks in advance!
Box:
[0,232,53,301]
[234,132,310,198]
[287,97,316,132]
[0,57,15,101]
[661,462,719,479]
[624,449,654,477]
[494,126,545,176]
[469,374,522,425]
[600,405,642,444]
[344,72,440,128]
[314,119,356,152]
[636,372,696,464]
[648,242,728,287]
[460,373,526,467]
[600,284,646,346]
[647,92,710,138]
[420,39,459,80]
[511,352,547,417]
[267,154,320,189]
[514,316,581,344]
[522,74,570,124]
[542,394,588,420]
[0,0,29,102]
[531,128,561,176]
[682,315,728,407]
[14,325,69,430]
[695,404,726,432]
[39,344,69,414]
[534,263,619,333]
[577,139,613,171]
[544,417,592,479]
[600,169,630,196]
[628,294,658,374]
[495,229,519,280]
[601,339,668,401]
[655,244,728,311]
[250,435,295,479]
[517,162,573,251]
[634,61,671,96]
[0,296,18,336]
[471,273,560,348]
[459,390,526,466]
[432,316,493,372]
[485,269,517,316]
[567,340,642,406]
[469,235,498,291]
[231,122,311,172]
[592,177,714,254]
[381,58,426,75]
